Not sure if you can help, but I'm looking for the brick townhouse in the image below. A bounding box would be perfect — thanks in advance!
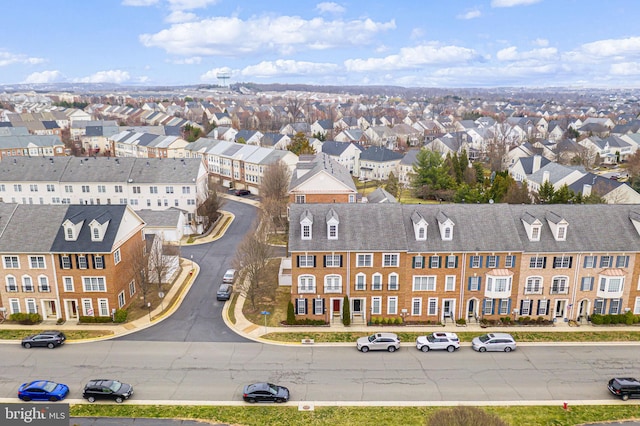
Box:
[0,203,145,322]
[288,203,640,325]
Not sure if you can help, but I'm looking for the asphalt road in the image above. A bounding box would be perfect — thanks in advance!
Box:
[118,199,258,343]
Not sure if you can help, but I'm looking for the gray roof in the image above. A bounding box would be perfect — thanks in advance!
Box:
[136,208,184,228]
[289,153,356,192]
[366,187,397,203]
[360,146,403,162]
[289,203,640,254]
[321,141,363,156]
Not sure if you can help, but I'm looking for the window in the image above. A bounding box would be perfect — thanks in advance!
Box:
[295,195,306,204]
[324,255,341,267]
[325,275,341,292]
[372,273,382,290]
[413,276,436,291]
[537,299,548,315]
[505,255,516,268]
[61,255,71,269]
[600,256,613,268]
[114,249,121,265]
[29,184,38,192]
[165,186,174,194]
[525,277,543,294]
[63,277,74,292]
[5,276,17,292]
[298,275,315,293]
[356,253,373,267]
[182,186,190,194]
[551,277,569,294]
[388,273,398,291]
[445,276,455,292]
[430,256,440,268]
[531,227,540,240]
[383,253,399,267]
[483,299,493,315]
[583,256,597,268]
[150,186,158,194]
[486,256,498,268]
[616,256,630,268]
[521,299,531,316]
[446,255,457,268]
[14,184,22,192]
[581,276,594,291]
[328,224,338,239]
[600,277,623,293]
[371,297,381,315]
[78,255,88,269]
[114,185,123,193]
[38,276,50,292]
[302,225,311,239]
[118,291,126,308]
[298,255,315,268]
[443,227,452,240]
[412,298,422,315]
[557,226,566,240]
[553,256,572,269]
[470,256,482,268]
[387,296,398,315]
[529,256,546,268]
[418,227,426,240]
[413,256,424,269]
[499,299,510,315]
[634,297,640,315]
[129,280,136,296]
[22,276,34,292]
[3,256,19,268]
[64,185,73,193]
[427,298,437,315]
[82,299,94,316]
[9,298,20,314]
[468,276,481,291]
[609,299,621,314]
[314,298,323,315]
[82,185,90,193]
[98,299,109,316]
[98,185,106,193]
[95,256,104,269]
[487,277,510,292]
[296,299,306,315]
[355,273,366,290]
[83,277,106,292]
[26,299,37,314]
[594,299,604,315]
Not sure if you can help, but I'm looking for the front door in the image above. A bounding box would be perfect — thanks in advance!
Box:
[554,299,566,318]
[332,298,341,319]
[467,299,476,319]
[443,299,454,322]
[578,299,589,321]
[43,300,56,320]
[65,300,78,320]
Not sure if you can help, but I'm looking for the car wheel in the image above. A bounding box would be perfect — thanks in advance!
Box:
[115,397,124,403]
[387,346,396,353]
[248,398,256,403]
[622,394,630,401]
[276,398,285,403]
[87,396,96,403]
[49,396,59,402]
[20,396,31,401]
[360,346,369,353]
[504,347,512,353]
[421,345,430,352]
[47,343,55,349]
[479,347,487,352]
[447,345,455,353]
[23,343,31,349]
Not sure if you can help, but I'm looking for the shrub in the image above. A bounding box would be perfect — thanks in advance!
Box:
[427,406,508,426]
[56,318,65,325]
[286,301,295,324]
[342,295,351,326]
[9,313,41,325]
[394,317,402,325]
[501,316,511,324]
[381,317,388,325]
[79,315,112,323]
[113,309,128,323]
[536,316,546,324]
[371,317,379,325]
[590,314,603,325]
[456,318,466,325]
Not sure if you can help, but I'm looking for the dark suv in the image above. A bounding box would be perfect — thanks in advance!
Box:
[83,379,133,403]
[21,330,66,349]
[608,377,640,400]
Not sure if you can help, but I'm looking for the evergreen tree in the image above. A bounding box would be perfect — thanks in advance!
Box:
[385,172,400,198]
[288,132,316,155]
[342,295,351,326]
[410,149,455,198]
[551,184,573,203]
[537,180,555,203]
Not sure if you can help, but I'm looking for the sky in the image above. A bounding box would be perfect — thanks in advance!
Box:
[2,0,640,88]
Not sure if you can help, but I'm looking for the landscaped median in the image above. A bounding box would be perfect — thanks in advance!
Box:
[69,403,640,426]
[261,330,640,344]
[0,329,113,341]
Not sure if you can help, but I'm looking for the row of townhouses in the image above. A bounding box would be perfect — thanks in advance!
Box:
[287,203,640,325]
[0,204,145,322]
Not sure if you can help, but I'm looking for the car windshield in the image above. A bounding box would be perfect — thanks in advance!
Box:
[42,382,56,392]
[478,334,491,343]
[426,335,436,342]
[267,383,279,394]
[368,335,377,343]
[108,381,122,392]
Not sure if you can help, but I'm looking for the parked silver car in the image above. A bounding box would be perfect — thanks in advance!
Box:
[471,333,516,352]
[356,332,401,353]
[416,332,460,352]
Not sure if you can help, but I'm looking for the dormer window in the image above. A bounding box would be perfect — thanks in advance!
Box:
[62,217,84,242]
[328,224,337,239]
[437,211,454,241]
[93,228,100,240]
[532,226,540,240]
[557,225,566,240]
[66,227,74,240]
[521,212,542,242]
[89,216,110,242]
[418,227,426,240]
[300,209,313,241]
[546,211,568,241]
[411,210,427,241]
[326,208,339,240]
[444,226,451,240]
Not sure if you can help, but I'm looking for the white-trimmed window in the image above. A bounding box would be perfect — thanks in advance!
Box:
[427,297,437,315]
[521,299,531,316]
[470,256,481,268]
[551,276,569,294]
[445,276,455,292]
[355,273,366,291]
[486,256,498,268]
[3,256,19,269]
[78,255,88,269]
[599,277,623,293]
[22,276,34,292]
[413,256,424,268]
[82,299,94,316]
[325,255,341,267]
[413,276,436,291]
[383,253,399,267]
[25,298,37,314]
[328,224,338,240]
[499,299,509,315]
[486,276,510,292]
[372,273,382,290]
[98,299,109,316]
[446,255,457,268]
[371,297,381,315]
[600,256,613,268]
[388,273,399,291]
[83,277,106,292]
[525,277,543,294]
[609,299,621,314]
[430,256,440,268]
[469,276,480,291]
[505,255,516,268]
[412,298,422,316]
[38,276,50,292]
[29,256,45,269]
[5,276,17,292]
[95,256,104,269]
[295,195,306,204]
[302,224,311,239]
[553,256,572,269]
[129,280,136,296]
[537,299,548,315]
[483,299,493,315]
[296,299,306,315]
[9,298,20,314]
[324,275,341,293]
[387,296,398,315]
[581,277,594,291]
[583,256,597,268]
[530,256,545,268]
[114,249,121,265]
[118,291,125,308]
[63,277,74,292]
[61,255,71,269]
[298,255,315,268]
[356,253,373,267]
[313,298,323,315]
[616,256,630,268]
[298,275,316,293]
[634,297,640,315]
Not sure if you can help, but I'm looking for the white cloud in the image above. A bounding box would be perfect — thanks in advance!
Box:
[167,0,219,10]
[532,38,548,47]
[457,9,481,20]
[23,70,63,84]
[410,28,424,39]
[580,36,640,58]
[315,2,345,14]
[496,46,557,61]
[610,62,640,75]
[344,43,479,72]
[491,0,541,7]
[75,70,131,84]
[200,66,235,82]
[170,56,202,64]
[0,51,45,67]
[122,0,158,6]
[140,15,395,56]
[240,59,340,78]
[165,10,197,23]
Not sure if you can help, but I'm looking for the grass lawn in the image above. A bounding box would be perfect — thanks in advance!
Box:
[0,329,112,340]
[69,404,640,426]
[242,258,289,327]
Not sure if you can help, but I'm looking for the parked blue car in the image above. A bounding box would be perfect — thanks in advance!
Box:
[18,380,69,401]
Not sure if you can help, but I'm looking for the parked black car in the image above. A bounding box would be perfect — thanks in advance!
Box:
[21,331,66,349]
[82,379,133,403]
[234,189,251,196]
[216,283,233,301]
[242,382,289,403]
[608,377,640,400]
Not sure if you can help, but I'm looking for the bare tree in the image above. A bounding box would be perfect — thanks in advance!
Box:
[260,160,291,233]
[285,96,306,123]
[129,237,153,308]
[233,223,273,309]
[197,190,225,231]
[486,120,517,172]
[147,234,172,293]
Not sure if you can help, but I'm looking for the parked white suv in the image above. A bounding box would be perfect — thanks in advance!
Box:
[356,332,401,353]
[416,332,460,352]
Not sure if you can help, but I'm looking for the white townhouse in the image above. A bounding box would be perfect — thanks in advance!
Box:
[0,157,209,234]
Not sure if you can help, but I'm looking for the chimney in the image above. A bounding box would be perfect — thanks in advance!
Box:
[582,184,592,197]
[542,170,550,184]
[532,155,541,172]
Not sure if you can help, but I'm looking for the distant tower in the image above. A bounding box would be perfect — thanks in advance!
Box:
[216,71,230,87]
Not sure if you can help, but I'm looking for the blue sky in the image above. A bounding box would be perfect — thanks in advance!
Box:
[2,0,640,88]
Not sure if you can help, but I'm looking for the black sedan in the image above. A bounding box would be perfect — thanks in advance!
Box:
[242,382,290,403]
[82,379,133,403]
[21,330,66,349]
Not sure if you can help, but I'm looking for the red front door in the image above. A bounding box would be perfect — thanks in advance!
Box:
[332,299,340,314]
